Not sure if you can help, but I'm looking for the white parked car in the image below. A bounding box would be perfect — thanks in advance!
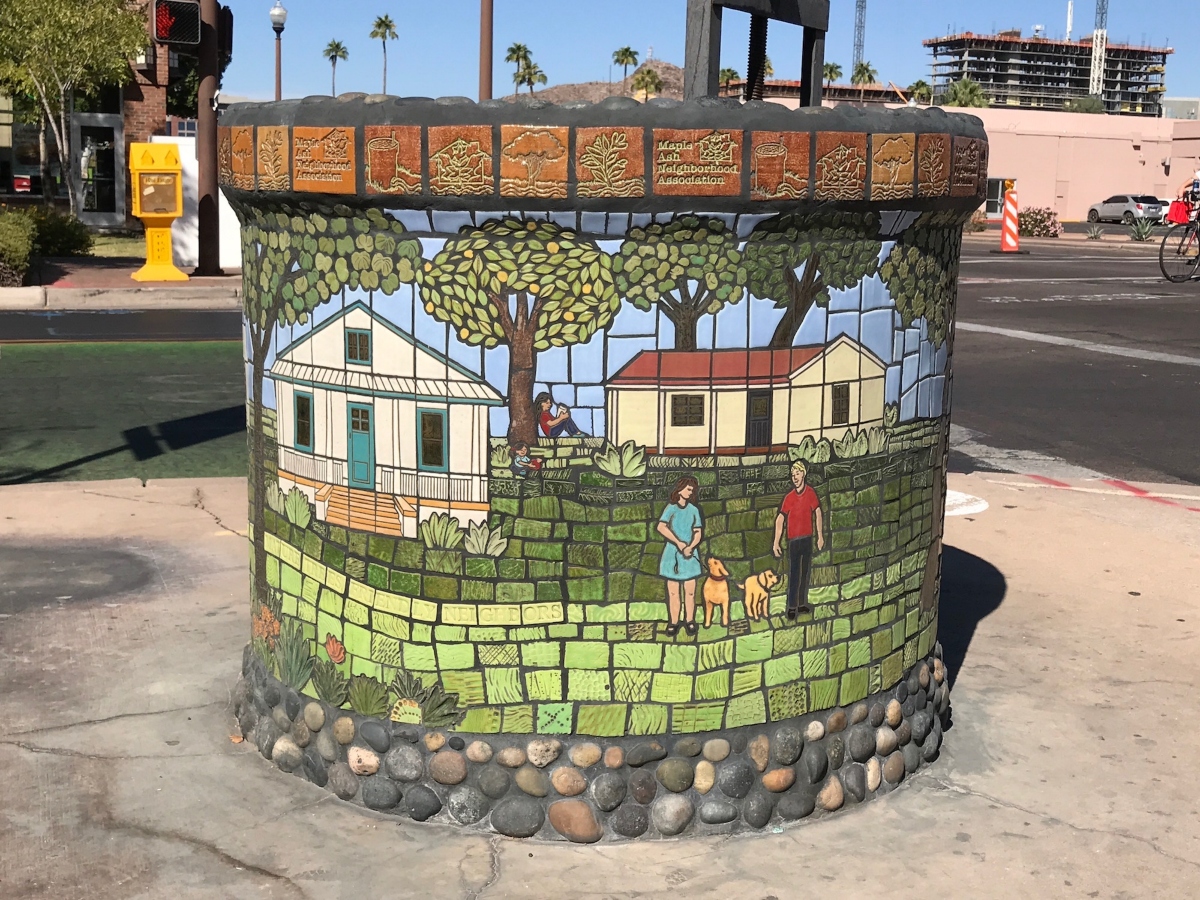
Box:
[1086,194,1163,224]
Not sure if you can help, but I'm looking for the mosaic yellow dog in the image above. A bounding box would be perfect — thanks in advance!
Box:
[702,557,732,627]
[739,569,779,621]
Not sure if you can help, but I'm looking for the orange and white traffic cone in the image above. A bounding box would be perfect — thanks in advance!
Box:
[1000,190,1020,253]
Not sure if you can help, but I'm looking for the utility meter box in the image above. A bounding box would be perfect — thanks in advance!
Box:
[129,142,188,281]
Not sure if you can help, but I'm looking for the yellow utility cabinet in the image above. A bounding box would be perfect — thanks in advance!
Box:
[129,142,188,282]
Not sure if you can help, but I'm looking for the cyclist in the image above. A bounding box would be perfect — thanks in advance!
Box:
[1175,168,1200,200]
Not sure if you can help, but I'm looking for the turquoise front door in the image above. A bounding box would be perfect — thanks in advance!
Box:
[347,403,375,489]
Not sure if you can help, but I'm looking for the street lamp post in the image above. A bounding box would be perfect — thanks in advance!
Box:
[479,0,493,101]
[270,1,288,102]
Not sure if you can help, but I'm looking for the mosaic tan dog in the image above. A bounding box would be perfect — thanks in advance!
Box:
[739,569,780,621]
[702,557,732,627]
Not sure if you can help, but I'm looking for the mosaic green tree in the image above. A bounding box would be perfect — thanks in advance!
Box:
[744,212,882,349]
[240,204,421,600]
[613,216,747,352]
[878,211,965,347]
[417,218,619,445]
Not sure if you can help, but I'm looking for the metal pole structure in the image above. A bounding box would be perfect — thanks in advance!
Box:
[274,30,283,102]
[683,0,722,101]
[479,0,493,102]
[196,0,222,276]
[800,26,825,107]
[853,0,866,70]
[745,14,768,101]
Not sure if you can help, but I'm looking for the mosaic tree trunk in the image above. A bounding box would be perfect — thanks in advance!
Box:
[221,96,987,841]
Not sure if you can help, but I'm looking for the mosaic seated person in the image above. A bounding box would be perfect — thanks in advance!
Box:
[508,441,542,478]
[536,392,585,438]
[656,476,704,637]
[773,461,826,619]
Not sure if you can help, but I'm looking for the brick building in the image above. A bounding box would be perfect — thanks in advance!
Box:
[0,1,175,226]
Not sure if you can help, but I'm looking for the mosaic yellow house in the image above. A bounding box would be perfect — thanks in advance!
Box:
[270,302,502,537]
[606,335,886,454]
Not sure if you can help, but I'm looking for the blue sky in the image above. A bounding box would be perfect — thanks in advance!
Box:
[222,0,1193,102]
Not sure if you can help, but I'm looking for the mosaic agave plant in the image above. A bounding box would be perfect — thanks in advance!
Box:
[389,671,466,729]
[311,659,349,707]
[463,520,508,557]
[594,440,647,477]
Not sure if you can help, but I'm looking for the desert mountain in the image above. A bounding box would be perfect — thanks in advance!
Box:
[503,60,684,104]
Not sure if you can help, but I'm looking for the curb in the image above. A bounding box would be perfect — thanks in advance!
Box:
[963,234,1162,251]
[0,287,47,309]
[0,286,241,311]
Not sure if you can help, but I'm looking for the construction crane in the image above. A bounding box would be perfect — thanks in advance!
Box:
[853,0,866,70]
[1090,0,1108,98]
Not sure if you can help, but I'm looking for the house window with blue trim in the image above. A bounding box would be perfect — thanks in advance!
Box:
[346,329,371,365]
[417,408,447,472]
[294,392,314,451]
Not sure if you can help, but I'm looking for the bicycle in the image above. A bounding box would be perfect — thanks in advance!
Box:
[1160,197,1200,283]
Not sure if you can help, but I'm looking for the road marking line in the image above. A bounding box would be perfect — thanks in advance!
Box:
[945,490,989,516]
[1102,478,1193,509]
[956,323,1200,367]
[1026,474,1072,488]
[984,476,1200,511]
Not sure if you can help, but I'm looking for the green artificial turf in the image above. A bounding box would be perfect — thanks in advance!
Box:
[0,341,247,484]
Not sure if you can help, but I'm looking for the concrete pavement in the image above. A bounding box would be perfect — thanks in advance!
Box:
[1,473,1197,899]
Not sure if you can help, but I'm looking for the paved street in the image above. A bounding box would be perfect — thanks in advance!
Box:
[0,239,1197,486]
[954,239,1200,484]
[0,342,246,485]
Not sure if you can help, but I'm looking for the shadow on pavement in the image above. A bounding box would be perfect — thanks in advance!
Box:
[938,545,1007,690]
[0,543,158,614]
[0,405,245,485]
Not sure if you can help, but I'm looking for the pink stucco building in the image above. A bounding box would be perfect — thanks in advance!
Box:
[768,96,1200,221]
[970,108,1200,221]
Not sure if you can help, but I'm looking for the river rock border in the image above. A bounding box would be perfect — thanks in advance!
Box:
[232,642,950,841]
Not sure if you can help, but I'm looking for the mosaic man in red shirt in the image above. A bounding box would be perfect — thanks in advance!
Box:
[773,460,826,619]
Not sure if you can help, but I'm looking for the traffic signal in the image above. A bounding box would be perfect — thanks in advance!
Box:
[218,5,234,63]
[152,0,201,47]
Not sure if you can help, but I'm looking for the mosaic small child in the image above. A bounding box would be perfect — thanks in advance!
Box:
[509,441,542,478]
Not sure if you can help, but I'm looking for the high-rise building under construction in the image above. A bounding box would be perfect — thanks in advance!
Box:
[923,30,1170,117]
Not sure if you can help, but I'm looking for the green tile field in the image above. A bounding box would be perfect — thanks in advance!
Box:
[256,417,944,736]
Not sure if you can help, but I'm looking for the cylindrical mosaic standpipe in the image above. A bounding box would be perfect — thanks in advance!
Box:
[221,95,987,841]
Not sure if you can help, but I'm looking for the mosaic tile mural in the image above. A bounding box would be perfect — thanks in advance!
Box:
[234,193,968,738]
[221,101,986,837]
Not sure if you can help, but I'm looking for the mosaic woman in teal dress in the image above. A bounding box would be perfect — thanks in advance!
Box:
[656,475,703,637]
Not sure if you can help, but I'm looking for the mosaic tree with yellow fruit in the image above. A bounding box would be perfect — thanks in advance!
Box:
[417,218,619,445]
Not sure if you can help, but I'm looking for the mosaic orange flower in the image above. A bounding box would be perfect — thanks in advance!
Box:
[324,633,346,664]
[251,605,280,647]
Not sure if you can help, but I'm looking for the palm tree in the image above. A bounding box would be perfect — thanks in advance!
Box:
[505,43,532,98]
[907,79,932,104]
[613,46,638,94]
[763,55,774,78]
[851,60,878,101]
[323,40,349,96]
[520,62,547,94]
[941,77,988,108]
[823,61,842,87]
[370,15,398,94]
[631,66,663,99]
[719,67,740,93]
